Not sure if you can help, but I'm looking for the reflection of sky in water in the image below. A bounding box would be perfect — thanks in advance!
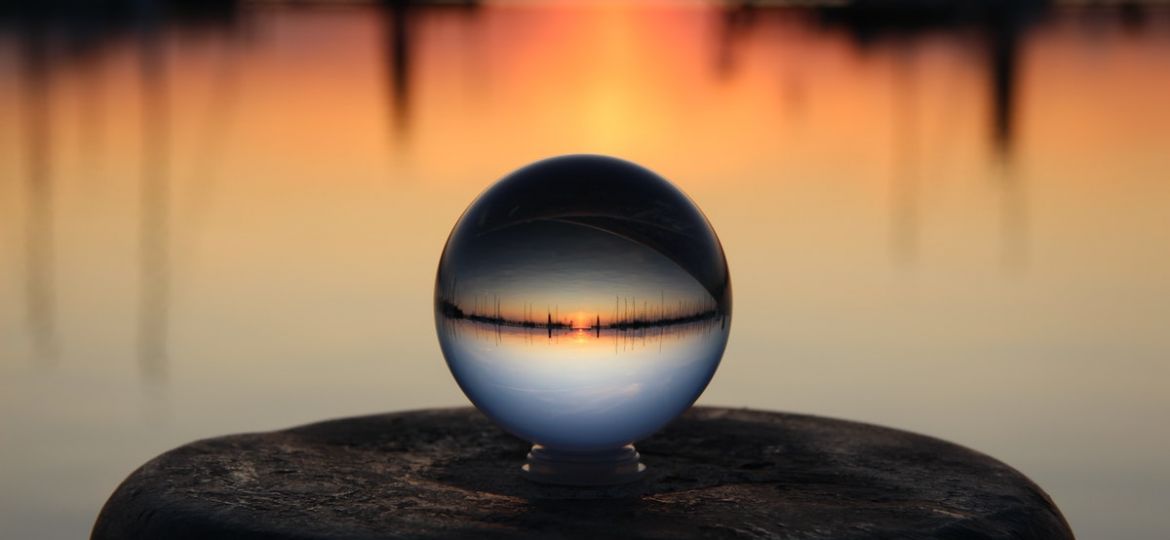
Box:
[445,218,713,323]
[2,3,1168,538]
[438,320,729,450]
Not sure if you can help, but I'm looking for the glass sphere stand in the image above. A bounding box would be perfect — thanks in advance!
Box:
[521,444,646,486]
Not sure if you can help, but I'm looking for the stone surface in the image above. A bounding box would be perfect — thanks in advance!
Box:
[92,407,1073,539]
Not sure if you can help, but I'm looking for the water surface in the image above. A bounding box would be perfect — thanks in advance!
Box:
[1,2,1168,538]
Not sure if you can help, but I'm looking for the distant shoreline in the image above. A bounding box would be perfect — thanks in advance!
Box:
[437,298,727,331]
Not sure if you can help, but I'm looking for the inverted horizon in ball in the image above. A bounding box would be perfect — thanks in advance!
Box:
[434,154,731,483]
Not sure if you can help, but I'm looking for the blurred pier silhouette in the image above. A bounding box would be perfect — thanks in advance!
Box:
[2,0,1164,370]
[3,0,241,378]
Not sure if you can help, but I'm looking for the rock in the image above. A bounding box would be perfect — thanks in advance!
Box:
[92,407,1073,539]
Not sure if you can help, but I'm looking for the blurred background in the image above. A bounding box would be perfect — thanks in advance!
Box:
[1,0,1168,537]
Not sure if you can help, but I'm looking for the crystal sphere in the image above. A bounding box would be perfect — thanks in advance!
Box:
[435,155,731,454]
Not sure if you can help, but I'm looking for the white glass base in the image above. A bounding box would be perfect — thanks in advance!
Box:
[520,444,647,486]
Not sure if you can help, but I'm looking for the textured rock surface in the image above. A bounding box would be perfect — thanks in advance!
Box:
[92,407,1073,539]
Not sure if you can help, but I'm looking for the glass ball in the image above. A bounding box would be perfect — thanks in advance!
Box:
[435,155,731,454]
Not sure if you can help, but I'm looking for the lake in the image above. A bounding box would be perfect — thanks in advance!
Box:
[1,1,1168,538]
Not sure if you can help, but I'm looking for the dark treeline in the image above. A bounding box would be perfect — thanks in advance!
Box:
[437,297,724,331]
[438,298,572,330]
[436,278,725,331]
